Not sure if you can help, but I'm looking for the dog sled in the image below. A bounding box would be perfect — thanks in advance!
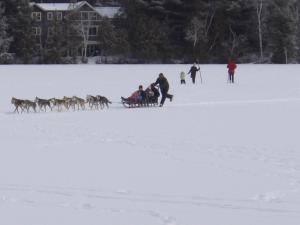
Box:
[121,84,160,108]
[121,96,159,108]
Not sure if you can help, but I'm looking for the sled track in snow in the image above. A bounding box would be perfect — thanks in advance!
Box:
[2,98,300,115]
[170,98,300,108]
[1,184,300,215]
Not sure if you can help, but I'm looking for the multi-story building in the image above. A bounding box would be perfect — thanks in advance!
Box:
[30,1,121,56]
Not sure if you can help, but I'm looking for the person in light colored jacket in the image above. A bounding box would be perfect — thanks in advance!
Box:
[180,71,186,84]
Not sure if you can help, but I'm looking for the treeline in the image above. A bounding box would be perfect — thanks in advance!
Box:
[121,0,300,64]
[1,0,300,64]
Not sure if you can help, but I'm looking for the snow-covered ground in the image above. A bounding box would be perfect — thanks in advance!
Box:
[0,64,300,225]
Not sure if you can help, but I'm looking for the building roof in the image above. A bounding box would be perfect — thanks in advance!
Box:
[33,1,89,11]
[94,6,121,18]
[31,1,121,19]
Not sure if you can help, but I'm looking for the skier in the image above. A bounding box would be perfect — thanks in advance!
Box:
[227,59,237,83]
[188,63,200,84]
[154,73,173,107]
[180,71,186,84]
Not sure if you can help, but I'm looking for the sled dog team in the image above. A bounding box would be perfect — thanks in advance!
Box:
[11,95,111,113]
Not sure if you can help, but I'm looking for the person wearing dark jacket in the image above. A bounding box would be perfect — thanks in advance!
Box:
[145,83,160,104]
[188,63,200,84]
[154,73,173,107]
[151,84,160,99]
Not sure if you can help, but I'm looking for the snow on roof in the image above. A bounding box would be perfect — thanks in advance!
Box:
[94,7,121,18]
[33,1,86,11]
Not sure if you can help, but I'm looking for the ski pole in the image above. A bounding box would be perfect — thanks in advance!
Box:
[199,69,203,83]
[198,63,203,84]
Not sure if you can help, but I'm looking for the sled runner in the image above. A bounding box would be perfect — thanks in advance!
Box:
[121,96,159,108]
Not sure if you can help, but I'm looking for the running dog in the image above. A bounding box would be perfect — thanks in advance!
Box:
[50,98,67,112]
[11,97,25,113]
[35,97,52,112]
[86,95,99,109]
[72,96,85,110]
[23,100,37,113]
[96,95,112,109]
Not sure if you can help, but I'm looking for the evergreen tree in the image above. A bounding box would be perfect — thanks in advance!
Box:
[208,0,256,62]
[121,0,173,61]
[64,11,83,61]
[42,18,69,64]
[0,2,13,64]
[265,0,298,63]
[294,0,300,61]
[95,17,129,63]
[4,0,36,63]
[97,17,118,56]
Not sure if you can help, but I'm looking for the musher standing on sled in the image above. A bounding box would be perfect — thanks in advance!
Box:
[227,59,237,83]
[188,63,200,84]
[154,73,173,107]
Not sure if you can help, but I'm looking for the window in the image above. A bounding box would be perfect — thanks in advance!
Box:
[32,27,41,36]
[36,44,42,50]
[57,12,62,20]
[48,27,54,37]
[32,12,41,21]
[81,12,89,20]
[88,26,98,36]
[47,12,53,21]
[83,27,89,36]
[89,12,97,20]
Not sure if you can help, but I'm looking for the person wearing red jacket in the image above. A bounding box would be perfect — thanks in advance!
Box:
[227,60,237,83]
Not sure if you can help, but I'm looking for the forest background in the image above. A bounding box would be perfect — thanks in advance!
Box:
[1,0,299,64]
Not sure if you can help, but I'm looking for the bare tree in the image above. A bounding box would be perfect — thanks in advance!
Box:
[66,9,93,61]
[256,0,264,62]
[229,25,238,57]
[185,3,216,55]
[79,20,90,60]
[185,17,201,48]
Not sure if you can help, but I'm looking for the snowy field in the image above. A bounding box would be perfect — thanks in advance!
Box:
[0,64,300,225]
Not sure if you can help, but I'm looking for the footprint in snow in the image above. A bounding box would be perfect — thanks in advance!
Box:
[82,203,93,210]
[115,189,130,195]
[252,192,285,203]
[162,216,177,225]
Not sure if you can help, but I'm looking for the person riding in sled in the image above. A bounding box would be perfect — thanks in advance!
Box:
[122,85,146,103]
[145,83,160,103]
